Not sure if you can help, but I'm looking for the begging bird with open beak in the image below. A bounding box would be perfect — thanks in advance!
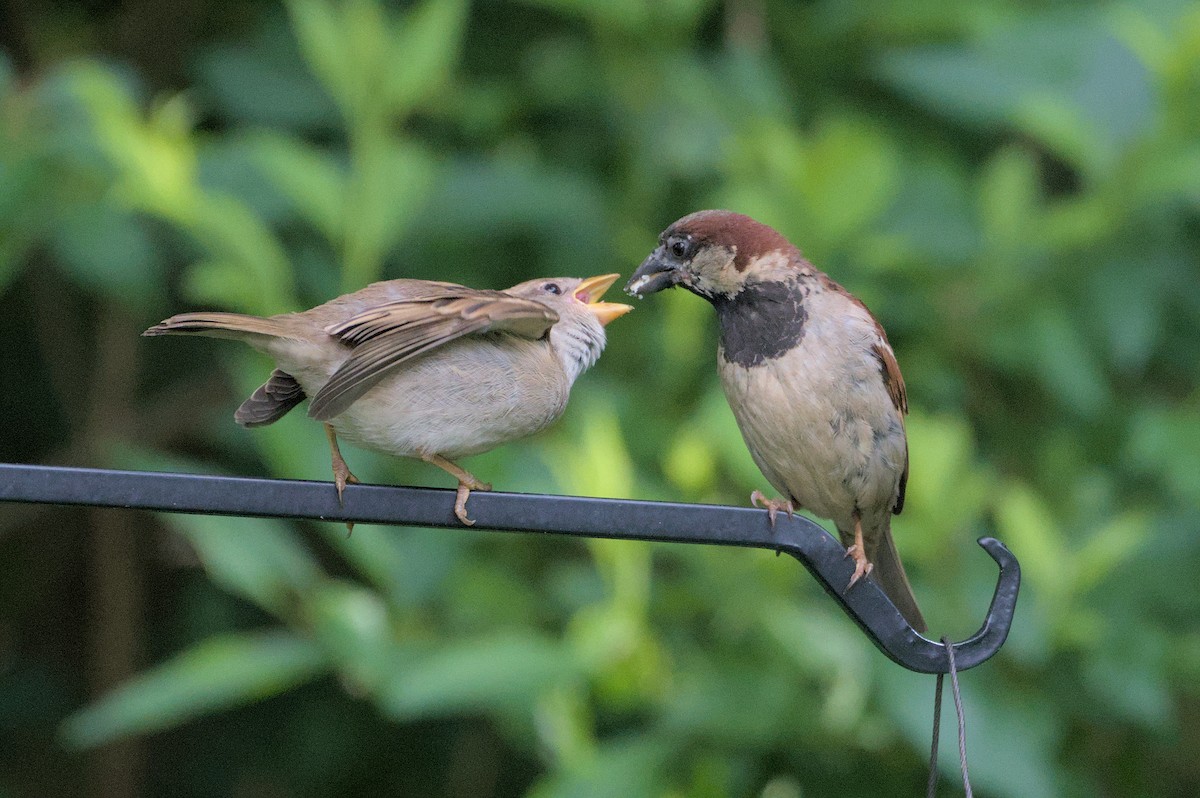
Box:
[627,211,925,632]
[146,274,632,527]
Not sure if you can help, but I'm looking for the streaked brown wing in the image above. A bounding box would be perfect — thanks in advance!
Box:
[871,342,908,415]
[307,293,558,420]
[870,341,909,515]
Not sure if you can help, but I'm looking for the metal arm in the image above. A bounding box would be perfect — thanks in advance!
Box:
[0,463,1019,673]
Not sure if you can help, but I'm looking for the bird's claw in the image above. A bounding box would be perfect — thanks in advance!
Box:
[844,544,873,589]
[333,469,360,503]
[331,461,360,537]
[750,490,794,528]
[453,479,492,526]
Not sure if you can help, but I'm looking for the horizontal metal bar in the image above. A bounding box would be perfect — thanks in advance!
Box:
[0,462,1018,673]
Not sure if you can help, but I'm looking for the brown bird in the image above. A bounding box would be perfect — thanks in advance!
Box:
[627,211,925,632]
[145,274,632,526]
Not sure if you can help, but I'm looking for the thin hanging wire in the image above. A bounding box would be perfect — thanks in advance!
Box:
[944,636,973,797]
[927,672,944,797]
[926,639,973,798]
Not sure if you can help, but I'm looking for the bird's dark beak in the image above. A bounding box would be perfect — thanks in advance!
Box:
[625,249,680,298]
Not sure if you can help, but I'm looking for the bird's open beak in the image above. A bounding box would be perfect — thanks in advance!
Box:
[625,249,679,298]
[575,273,634,326]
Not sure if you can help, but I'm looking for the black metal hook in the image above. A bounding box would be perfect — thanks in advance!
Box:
[0,463,1019,673]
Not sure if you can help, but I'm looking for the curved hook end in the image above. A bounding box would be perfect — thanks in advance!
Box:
[931,536,1021,672]
[976,536,1018,572]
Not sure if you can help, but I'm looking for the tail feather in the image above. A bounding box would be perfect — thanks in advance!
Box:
[143,312,291,348]
[235,369,306,427]
[869,524,927,633]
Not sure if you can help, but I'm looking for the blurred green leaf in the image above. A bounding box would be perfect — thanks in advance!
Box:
[1027,304,1112,418]
[196,19,341,132]
[1128,400,1200,505]
[533,686,596,771]
[246,132,345,242]
[321,524,468,609]
[1074,511,1148,594]
[184,194,298,314]
[899,411,990,551]
[1083,625,1173,729]
[341,139,435,290]
[978,145,1042,253]
[413,154,609,262]
[528,734,672,798]
[305,581,395,693]
[883,673,1063,798]
[61,631,325,750]
[521,0,707,35]
[996,482,1064,591]
[50,203,162,306]
[286,0,355,113]
[384,0,470,115]
[166,513,323,617]
[878,11,1155,173]
[761,602,870,732]
[381,634,581,719]
[799,116,900,246]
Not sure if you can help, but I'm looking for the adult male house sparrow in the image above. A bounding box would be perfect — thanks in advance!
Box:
[627,211,925,632]
[145,274,632,526]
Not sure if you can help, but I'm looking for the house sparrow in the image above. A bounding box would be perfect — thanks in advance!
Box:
[145,274,632,526]
[627,211,926,632]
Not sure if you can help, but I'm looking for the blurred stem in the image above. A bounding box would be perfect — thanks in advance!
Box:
[725,0,767,51]
[31,268,88,437]
[0,0,34,71]
[82,309,145,798]
[442,725,501,798]
[86,508,145,798]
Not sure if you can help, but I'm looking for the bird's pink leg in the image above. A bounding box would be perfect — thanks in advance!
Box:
[324,423,359,536]
[844,514,873,588]
[421,452,492,526]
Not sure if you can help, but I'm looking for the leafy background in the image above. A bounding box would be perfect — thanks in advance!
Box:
[2,0,1199,796]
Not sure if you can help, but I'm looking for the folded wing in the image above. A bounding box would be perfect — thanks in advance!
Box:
[307,291,558,420]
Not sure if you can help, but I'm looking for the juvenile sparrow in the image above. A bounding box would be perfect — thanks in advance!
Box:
[145,274,632,526]
[627,211,925,631]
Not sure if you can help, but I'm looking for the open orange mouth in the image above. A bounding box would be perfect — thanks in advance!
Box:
[574,273,634,326]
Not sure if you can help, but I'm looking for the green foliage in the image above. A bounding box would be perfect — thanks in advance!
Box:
[3,0,1200,796]
[61,632,327,751]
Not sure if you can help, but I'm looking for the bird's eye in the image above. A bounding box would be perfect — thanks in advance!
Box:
[670,239,689,258]
[542,282,561,295]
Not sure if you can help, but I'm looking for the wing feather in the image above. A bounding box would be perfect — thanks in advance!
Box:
[308,293,557,420]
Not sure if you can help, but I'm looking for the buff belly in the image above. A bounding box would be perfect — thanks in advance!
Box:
[281,336,569,460]
[718,337,906,536]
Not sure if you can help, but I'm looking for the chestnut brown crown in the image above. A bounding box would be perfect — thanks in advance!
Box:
[626,210,801,300]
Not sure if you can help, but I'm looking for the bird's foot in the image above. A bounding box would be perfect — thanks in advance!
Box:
[332,462,360,504]
[325,424,360,536]
[750,490,794,528]
[421,452,492,526]
[844,544,874,588]
[332,460,359,536]
[844,515,872,589]
[326,424,360,503]
[453,478,492,526]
